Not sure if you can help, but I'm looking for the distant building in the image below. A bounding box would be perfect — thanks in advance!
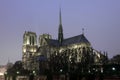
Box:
[0,61,13,80]
[22,10,107,73]
[0,65,7,80]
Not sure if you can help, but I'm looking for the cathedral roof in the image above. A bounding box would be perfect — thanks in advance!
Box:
[63,34,90,46]
[47,39,59,47]
[47,34,90,47]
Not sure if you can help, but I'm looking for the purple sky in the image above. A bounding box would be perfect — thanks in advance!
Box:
[0,0,120,65]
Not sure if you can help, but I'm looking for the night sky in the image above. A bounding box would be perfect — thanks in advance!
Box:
[0,0,120,65]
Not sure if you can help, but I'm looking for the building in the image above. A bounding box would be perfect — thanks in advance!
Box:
[22,10,107,74]
[0,65,7,80]
[22,31,38,70]
[0,61,13,80]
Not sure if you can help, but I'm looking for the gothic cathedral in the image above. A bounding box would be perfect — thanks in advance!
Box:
[22,10,107,73]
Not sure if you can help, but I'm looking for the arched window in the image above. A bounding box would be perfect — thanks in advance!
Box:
[32,36,34,45]
[30,36,32,45]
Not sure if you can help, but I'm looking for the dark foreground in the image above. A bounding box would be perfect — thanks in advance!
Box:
[11,74,120,80]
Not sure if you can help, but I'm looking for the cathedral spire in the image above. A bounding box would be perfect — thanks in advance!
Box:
[58,8,63,45]
[59,8,62,25]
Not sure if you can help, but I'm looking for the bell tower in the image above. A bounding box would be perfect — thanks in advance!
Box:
[22,31,38,70]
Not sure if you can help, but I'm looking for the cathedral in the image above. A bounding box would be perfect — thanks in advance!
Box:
[22,10,107,73]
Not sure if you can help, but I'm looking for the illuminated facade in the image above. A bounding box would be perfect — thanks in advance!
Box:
[22,31,38,70]
[22,10,107,72]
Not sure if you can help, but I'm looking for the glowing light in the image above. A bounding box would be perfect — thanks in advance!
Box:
[93,68,95,70]
[33,71,35,74]
[101,68,103,73]
[33,49,36,52]
[16,71,19,74]
[56,52,57,55]
[97,53,100,58]
[88,70,91,73]
[69,55,71,59]
[60,69,63,72]
[0,72,4,75]
[59,49,62,53]
[96,69,98,72]
[26,39,29,45]
[23,49,26,53]
[112,67,115,71]
[74,45,77,48]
